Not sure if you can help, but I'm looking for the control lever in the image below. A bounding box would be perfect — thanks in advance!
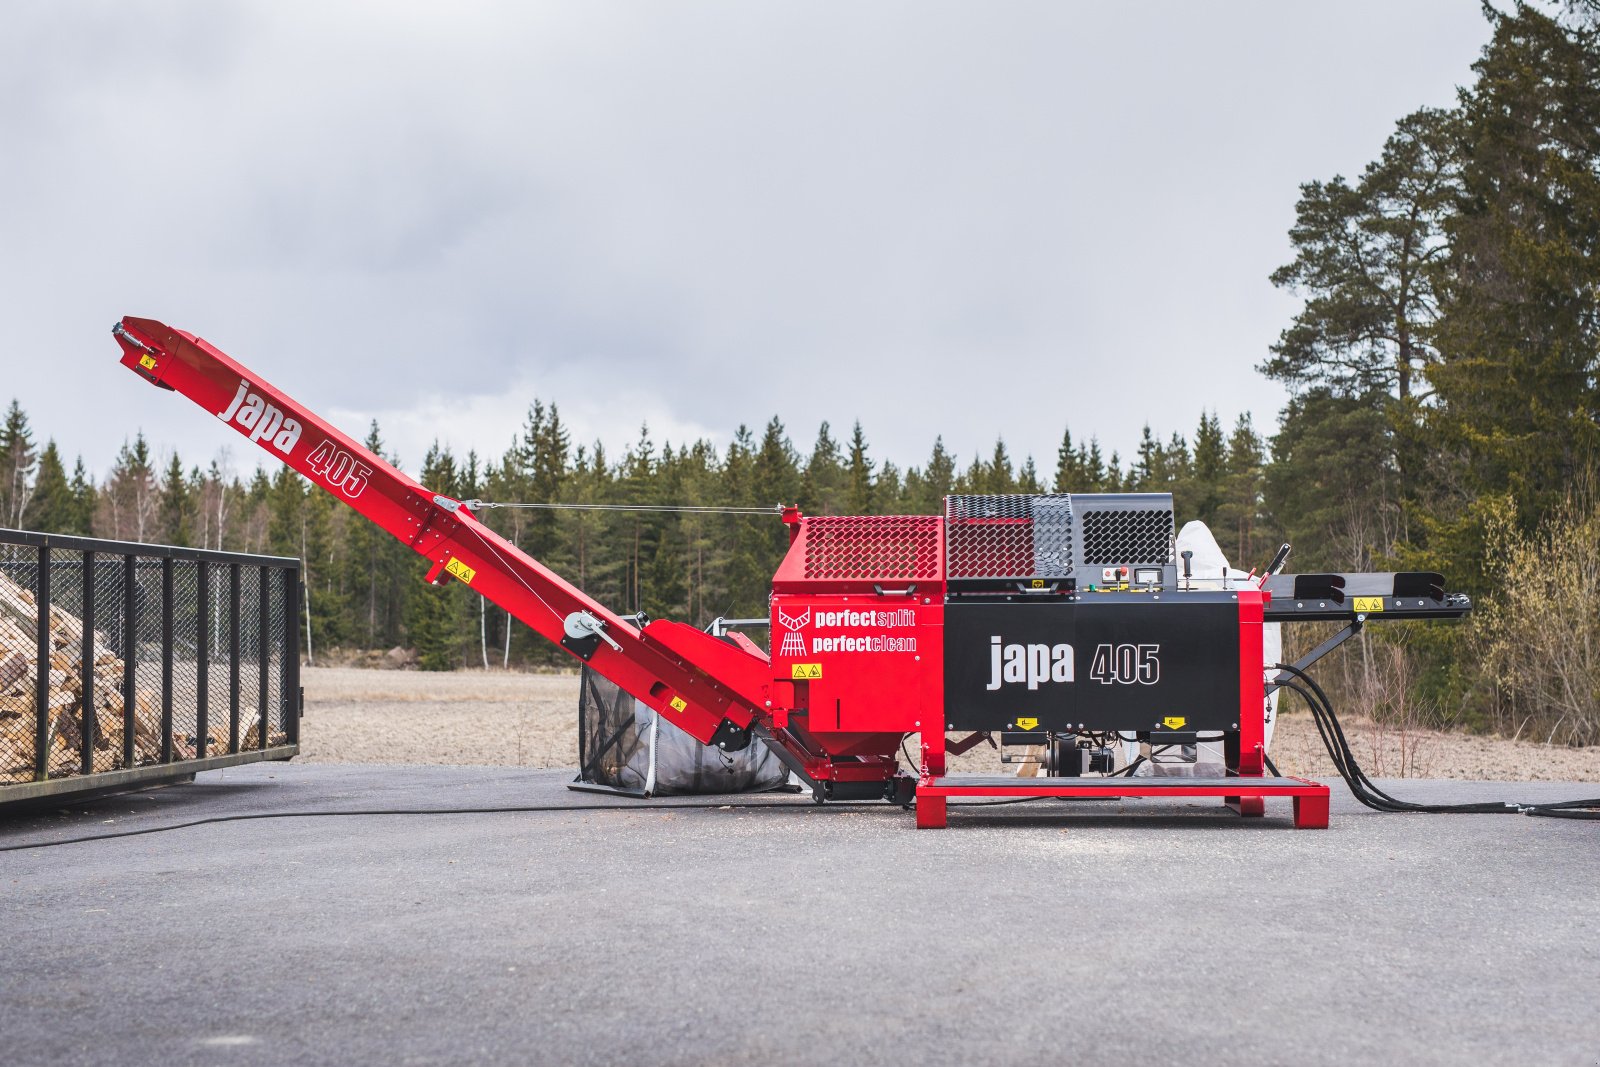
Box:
[1265,542,1292,576]
[1180,549,1193,590]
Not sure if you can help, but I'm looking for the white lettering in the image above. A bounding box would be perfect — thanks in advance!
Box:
[1003,644,1025,684]
[235,393,264,430]
[249,403,284,445]
[273,418,302,452]
[986,637,1077,690]
[812,608,915,629]
[1052,644,1074,682]
[219,379,249,422]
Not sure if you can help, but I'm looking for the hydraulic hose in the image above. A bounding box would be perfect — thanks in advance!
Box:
[1269,662,1600,820]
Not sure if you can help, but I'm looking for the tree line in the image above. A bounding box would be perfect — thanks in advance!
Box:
[1,4,1595,742]
[0,397,1268,668]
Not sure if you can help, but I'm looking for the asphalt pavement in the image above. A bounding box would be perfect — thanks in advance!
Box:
[2,764,1597,1067]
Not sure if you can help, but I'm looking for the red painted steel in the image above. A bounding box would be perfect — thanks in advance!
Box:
[112,317,767,748]
[1235,589,1267,776]
[916,777,1331,830]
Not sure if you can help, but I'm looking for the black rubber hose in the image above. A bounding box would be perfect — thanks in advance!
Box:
[1269,662,1600,820]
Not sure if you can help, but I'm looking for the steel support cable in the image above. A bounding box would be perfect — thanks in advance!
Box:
[461,501,783,515]
[1269,662,1600,820]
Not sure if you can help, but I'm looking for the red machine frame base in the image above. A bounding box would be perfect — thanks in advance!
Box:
[914,776,1331,829]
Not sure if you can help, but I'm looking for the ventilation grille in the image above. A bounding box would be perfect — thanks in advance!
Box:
[1079,508,1174,565]
[802,516,941,580]
[945,494,1073,581]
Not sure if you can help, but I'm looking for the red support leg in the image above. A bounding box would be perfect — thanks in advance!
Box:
[1226,795,1267,818]
[914,723,947,828]
[1293,792,1330,829]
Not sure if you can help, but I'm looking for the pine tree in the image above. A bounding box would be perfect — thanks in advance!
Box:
[801,422,846,515]
[158,452,192,546]
[1264,390,1399,571]
[99,434,158,541]
[1083,438,1108,491]
[1219,414,1265,566]
[346,422,409,648]
[876,460,903,511]
[1053,427,1082,493]
[904,437,955,513]
[1132,426,1159,490]
[23,441,73,534]
[985,438,1016,494]
[1264,108,1456,403]
[1419,3,1600,567]
[1188,410,1227,526]
[407,442,468,669]
[67,458,94,536]
[0,400,37,528]
[845,421,874,515]
[1015,456,1039,494]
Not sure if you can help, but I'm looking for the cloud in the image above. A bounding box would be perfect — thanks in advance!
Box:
[1,1,1489,485]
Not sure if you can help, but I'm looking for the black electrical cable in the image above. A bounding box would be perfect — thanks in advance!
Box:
[1269,662,1600,820]
[1102,755,1146,778]
[2,787,1071,853]
[0,798,870,853]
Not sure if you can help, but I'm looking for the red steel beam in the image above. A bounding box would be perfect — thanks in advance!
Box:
[112,316,768,746]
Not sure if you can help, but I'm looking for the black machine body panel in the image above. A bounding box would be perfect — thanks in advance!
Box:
[943,593,1242,734]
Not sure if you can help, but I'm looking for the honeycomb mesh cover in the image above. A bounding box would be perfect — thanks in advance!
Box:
[1079,508,1175,565]
[945,494,1073,580]
[802,516,941,580]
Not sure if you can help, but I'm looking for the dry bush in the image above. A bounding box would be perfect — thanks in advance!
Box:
[1350,642,1436,777]
[1471,490,1600,746]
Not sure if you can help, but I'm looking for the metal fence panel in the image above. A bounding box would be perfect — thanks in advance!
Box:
[0,529,300,803]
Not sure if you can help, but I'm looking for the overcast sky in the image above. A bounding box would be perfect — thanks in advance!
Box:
[2,1,1491,486]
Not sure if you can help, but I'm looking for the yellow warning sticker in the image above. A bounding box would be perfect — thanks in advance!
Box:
[668,696,688,713]
[1015,717,1039,730]
[1353,596,1385,613]
[790,663,823,680]
[138,354,157,371]
[1030,579,1045,588]
[1161,716,1188,730]
[444,558,476,585]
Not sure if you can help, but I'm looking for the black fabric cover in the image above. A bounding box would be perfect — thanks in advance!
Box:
[576,665,788,795]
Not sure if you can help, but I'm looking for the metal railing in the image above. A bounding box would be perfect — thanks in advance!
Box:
[0,528,301,805]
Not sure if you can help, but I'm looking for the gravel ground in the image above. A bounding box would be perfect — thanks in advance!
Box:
[298,665,1600,781]
[297,667,580,767]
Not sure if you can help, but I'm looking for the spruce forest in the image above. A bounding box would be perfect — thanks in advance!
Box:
[3,6,1597,743]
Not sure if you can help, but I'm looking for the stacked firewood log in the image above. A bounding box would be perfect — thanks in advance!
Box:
[0,570,165,782]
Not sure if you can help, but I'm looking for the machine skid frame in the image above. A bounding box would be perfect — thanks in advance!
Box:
[913,776,1331,829]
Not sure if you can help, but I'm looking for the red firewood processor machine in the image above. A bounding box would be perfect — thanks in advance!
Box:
[112,316,1481,829]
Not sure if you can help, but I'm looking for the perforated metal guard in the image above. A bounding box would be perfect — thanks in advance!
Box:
[1079,507,1175,565]
[802,516,941,581]
[945,494,1073,581]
